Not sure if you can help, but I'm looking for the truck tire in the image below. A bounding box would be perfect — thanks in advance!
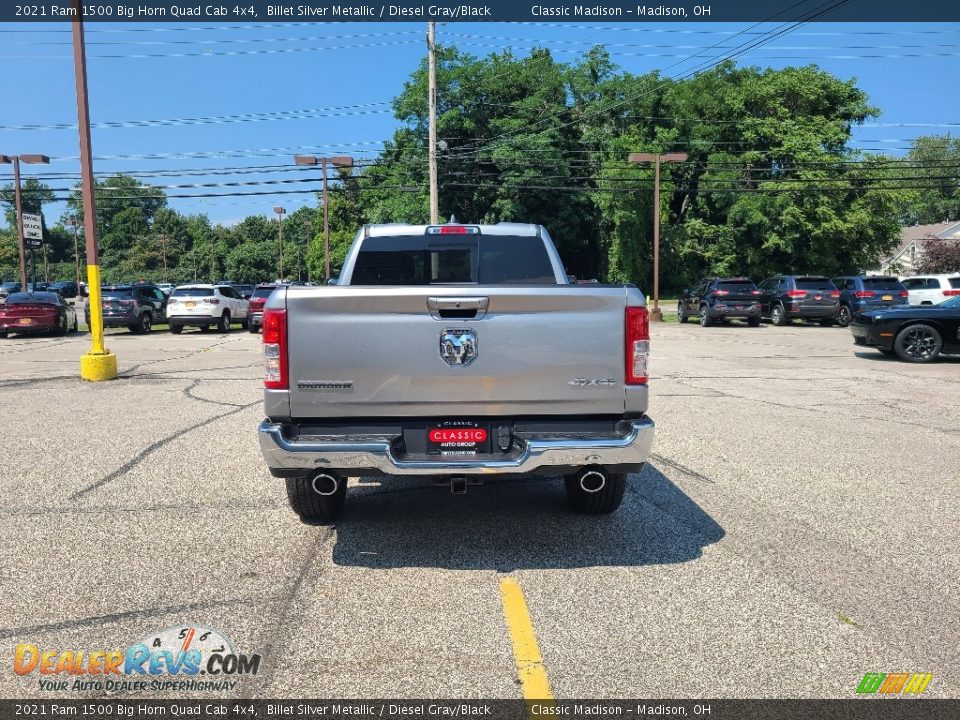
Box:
[286,474,346,523]
[564,468,627,514]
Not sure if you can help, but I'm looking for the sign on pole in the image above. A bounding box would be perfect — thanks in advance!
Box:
[22,213,43,248]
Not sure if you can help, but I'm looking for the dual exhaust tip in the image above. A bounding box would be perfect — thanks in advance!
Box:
[579,469,607,494]
[310,472,340,496]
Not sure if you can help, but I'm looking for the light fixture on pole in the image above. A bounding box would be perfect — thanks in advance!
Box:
[628,152,688,322]
[0,153,50,291]
[294,154,353,280]
[273,206,286,280]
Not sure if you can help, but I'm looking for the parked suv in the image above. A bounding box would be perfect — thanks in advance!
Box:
[831,275,909,327]
[901,274,960,306]
[85,284,167,333]
[679,277,761,327]
[247,283,285,333]
[757,275,839,326]
[48,280,81,299]
[167,284,249,334]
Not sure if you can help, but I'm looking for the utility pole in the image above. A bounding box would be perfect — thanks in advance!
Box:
[67,215,81,287]
[157,233,169,282]
[274,206,286,280]
[427,21,439,224]
[628,152,688,322]
[73,0,116,381]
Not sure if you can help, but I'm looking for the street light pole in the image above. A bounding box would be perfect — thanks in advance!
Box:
[1,153,50,290]
[72,0,116,381]
[628,152,688,322]
[274,206,286,280]
[294,154,353,281]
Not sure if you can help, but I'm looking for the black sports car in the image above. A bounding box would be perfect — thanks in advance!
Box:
[850,297,960,362]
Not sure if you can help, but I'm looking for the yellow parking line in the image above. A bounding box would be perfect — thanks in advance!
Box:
[499,577,554,701]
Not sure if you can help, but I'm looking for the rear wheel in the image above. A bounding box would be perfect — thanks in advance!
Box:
[894,324,942,363]
[169,324,183,334]
[240,318,249,330]
[771,304,789,326]
[217,311,231,333]
[286,474,347,523]
[54,315,68,336]
[0,331,7,339]
[134,312,152,334]
[677,302,688,323]
[837,305,853,327]
[564,468,627,514]
[72,317,78,333]
[248,322,258,334]
[698,305,712,327]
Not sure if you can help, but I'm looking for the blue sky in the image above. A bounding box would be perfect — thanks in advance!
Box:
[1,19,958,227]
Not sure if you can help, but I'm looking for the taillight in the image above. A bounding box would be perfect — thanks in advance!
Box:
[854,291,875,298]
[786,290,807,298]
[713,289,729,296]
[262,308,287,389]
[899,291,909,298]
[203,297,220,305]
[944,289,960,296]
[250,299,266,311]
[625,307,649,385]
[168,298,178,304]
[751,290,761,295]
[830,290,840,299]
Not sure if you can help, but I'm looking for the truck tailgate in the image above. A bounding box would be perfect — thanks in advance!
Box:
[284,286,635,419]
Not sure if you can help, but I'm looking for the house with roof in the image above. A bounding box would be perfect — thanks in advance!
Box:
[877,221,960,275]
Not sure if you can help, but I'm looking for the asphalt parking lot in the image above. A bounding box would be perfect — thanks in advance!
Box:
[0,321,957,699]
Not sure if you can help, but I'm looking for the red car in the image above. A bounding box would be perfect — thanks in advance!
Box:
[0,291,78,337]
[247,283,286,334]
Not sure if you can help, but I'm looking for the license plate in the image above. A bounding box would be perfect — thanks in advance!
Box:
[882,295,893,301]
[428,421,489,456]
[186,301,196,308]
[18,318,32,325]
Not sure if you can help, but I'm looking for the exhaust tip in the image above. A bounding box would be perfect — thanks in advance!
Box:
[311,472,339,496]
[579,470,606,494]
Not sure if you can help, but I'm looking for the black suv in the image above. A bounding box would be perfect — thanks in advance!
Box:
[85,284,168,333]
[756,275,839,326]
[679,277,761,327]
[831,275,909,327]
[48,280,81,299]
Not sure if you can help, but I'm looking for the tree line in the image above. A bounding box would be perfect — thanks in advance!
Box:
[2,48,958,289]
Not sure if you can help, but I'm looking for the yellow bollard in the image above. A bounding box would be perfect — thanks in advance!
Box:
[80,264,117,381]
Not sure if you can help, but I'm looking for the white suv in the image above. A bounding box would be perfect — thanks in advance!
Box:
[167,284,249,334]
[902,273,960,305]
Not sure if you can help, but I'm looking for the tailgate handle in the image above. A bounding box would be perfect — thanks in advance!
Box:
[427,297,489,320]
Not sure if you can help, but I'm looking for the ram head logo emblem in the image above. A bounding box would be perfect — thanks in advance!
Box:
[440,328,478,367]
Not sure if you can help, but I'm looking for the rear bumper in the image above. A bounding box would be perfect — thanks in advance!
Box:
[850,322,892,349]
[708,304,760,319]
[90,313,137,327]
[786,304,838,318]
[168,314,218,327]
[258,416,655,477]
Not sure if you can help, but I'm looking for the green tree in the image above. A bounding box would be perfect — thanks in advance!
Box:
[895,135,960,225]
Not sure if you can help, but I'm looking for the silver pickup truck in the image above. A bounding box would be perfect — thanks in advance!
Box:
[257,222,654,521]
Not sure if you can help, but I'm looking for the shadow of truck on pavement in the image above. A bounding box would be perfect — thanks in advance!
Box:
[330,463,724,571]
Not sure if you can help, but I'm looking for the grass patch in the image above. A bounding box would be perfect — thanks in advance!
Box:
[837,612,860,629]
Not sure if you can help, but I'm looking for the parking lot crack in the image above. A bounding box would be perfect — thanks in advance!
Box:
[68,400,258,501]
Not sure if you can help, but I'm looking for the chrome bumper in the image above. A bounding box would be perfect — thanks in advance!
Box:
[258,417,655,476]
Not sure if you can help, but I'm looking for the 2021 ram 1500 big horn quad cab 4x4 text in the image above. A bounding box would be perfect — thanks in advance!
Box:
[257,222,655,522]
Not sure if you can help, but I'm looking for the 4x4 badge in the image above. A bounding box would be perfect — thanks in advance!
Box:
[440,328,478,366]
